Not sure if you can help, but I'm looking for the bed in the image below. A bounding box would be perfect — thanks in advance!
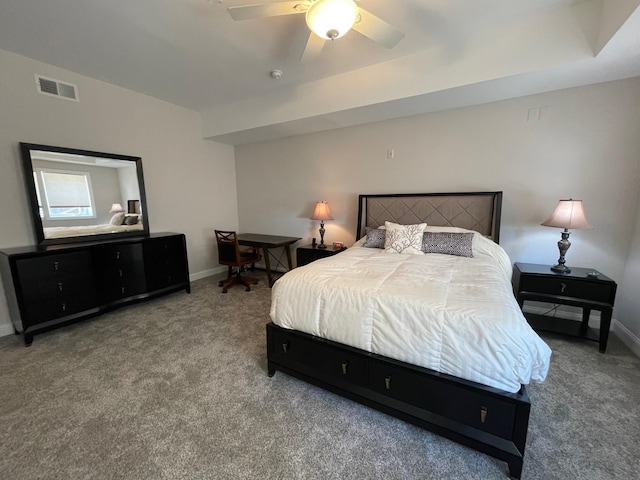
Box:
[266,192,551,479]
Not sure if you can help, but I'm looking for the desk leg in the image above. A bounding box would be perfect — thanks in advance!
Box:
[599,308,612,353]
[285,245,294,271]
[263,247,274,287]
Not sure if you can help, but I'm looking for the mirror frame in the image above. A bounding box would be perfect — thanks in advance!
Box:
[20,142,150,246]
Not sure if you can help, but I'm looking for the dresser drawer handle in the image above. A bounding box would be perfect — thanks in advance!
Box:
[116,251,121,260]
[119,269,123,277]
[61,302,67,312]
[341,362,348,375]
[384,376,392,390]
[121,287,126,294]
[560,282,567,293]
[53,261,59,271]
[57,282,63,292]
[282,342,290,354]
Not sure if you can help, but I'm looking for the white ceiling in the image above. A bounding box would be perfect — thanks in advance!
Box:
[1,0,639,145]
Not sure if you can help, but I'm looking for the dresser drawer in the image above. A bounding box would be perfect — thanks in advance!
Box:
[16,251,91,281]
[368,359,516,439]
[518,275,614,303]
[20,271,94,300]
[23,294,97,326]
[94,243,144,263]
[98,261,147,300]
[144,236,188,291]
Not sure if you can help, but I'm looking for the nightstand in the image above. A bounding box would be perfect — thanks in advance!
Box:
[296,244,346,267]
[512,262,617,353]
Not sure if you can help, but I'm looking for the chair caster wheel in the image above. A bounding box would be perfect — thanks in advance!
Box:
[245,287,251,292]
[218,281,224,287]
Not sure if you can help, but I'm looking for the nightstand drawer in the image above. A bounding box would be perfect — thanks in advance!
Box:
[518,276,613,303]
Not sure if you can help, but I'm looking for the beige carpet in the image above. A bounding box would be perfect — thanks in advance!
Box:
[0,272,639,480]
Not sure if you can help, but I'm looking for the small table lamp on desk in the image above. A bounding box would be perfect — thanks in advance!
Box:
[311,201,333,249]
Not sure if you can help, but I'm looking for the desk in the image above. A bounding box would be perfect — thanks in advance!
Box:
[237,234,301,287]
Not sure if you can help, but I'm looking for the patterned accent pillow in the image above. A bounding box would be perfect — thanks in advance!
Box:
[422,232,474,257]
[384,221,427,255]
[363,227,386,248]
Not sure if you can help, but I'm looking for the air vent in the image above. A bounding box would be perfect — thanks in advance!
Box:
[35,75,79,102]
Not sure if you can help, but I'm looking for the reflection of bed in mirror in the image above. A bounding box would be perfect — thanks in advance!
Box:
[43,223,144,239]
[20,143,150,245]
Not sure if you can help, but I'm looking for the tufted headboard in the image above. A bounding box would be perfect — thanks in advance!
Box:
[356,192,503,243]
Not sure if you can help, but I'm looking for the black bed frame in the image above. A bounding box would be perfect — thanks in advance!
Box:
[267,192,530,479]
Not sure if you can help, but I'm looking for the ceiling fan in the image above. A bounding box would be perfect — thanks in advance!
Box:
[227,0,405,62]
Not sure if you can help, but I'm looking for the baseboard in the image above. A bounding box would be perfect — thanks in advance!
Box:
[190,266,226,282]
[611,320,640,358]
[0,322,14,337]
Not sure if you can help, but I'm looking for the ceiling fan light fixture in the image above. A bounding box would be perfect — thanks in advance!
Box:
[306,0,358,40]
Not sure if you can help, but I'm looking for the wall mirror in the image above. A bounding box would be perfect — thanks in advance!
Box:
[20,142,150,245]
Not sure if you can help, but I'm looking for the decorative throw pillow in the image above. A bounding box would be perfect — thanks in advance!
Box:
[363,227,386,248]
[123,215,138,226]
[384,221,427,255]
[422,232,474,257]
[109,212,125,226]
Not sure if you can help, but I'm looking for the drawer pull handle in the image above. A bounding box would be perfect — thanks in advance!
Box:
[480,406,488,423]
[119,269,123,277]
[53,261,59,271]
[121,287,125,294]
[57,282,63,292]
[282,342,289,354]
[61,302,67,312]
[384,376,392,390]
[341,362,348,375]
[560,282,567,293]
[116,251,121,260]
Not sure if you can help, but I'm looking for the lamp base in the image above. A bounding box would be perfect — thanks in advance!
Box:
[317,243,328,249]
[550,264,571,274]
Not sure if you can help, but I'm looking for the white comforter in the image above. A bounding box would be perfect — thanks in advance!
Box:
[270,228,551,393]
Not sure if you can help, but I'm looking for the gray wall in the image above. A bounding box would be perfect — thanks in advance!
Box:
[0,48,238,335]
[234,77,640,354]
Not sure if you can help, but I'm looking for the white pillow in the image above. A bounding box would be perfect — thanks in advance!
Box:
[110,212,125,225]
[384,221,427,255]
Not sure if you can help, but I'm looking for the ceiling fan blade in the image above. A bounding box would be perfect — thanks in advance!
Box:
[300,32,325,63]
[353,8,405,48]
[228,1,307,21]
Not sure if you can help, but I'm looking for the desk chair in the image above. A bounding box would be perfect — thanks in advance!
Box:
[215,230,262,293]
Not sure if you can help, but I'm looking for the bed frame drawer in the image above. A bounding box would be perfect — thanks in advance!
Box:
[368,359,516,439]
[269,327,367,386]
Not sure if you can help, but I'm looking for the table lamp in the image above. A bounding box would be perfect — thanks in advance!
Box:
[541,199,592,273]
[311,201,333,249]
[109,203,124,214]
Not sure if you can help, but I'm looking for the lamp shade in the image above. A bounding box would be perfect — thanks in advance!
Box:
[311,201,334,221]
[541,199,592,230]
[306,0,358,40]
[109,203,124,214]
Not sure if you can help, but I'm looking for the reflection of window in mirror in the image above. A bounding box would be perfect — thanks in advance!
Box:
[34,168,96,220]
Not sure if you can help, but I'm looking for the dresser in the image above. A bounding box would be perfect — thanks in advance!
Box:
[0,232,190,346]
